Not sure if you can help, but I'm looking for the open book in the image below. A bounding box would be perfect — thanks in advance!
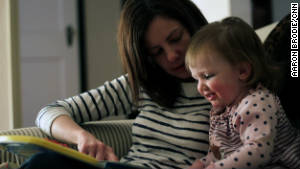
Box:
[0,135,147,169]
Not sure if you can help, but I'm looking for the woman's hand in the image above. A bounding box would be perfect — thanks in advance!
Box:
[50,116,119,161]
[77,130,119,161]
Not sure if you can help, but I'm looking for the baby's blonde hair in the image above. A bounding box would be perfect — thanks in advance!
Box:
[186,17,282,92]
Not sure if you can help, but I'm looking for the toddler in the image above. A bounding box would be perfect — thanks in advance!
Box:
[185,17,300,169]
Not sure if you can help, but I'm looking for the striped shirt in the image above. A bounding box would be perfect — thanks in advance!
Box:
[199,85,300,169]
[36,75,211,169]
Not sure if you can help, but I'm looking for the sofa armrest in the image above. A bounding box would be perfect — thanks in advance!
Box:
[0,120,133,166]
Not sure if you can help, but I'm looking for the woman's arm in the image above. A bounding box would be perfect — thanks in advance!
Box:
[50,115,119,161]
[51,115,85,145]
[36,75,132,135]
[35,75,132,161]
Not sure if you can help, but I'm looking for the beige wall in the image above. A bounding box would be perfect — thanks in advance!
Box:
[0,0,22,130]
[85,1,123,89]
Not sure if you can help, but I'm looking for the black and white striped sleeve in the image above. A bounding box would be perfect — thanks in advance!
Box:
[36,75,133,135]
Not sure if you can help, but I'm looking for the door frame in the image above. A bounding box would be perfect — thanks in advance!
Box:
[0,0,22,129]
[78,0,87,92]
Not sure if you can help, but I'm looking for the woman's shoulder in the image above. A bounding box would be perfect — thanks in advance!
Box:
[92,74,132,96]
[114,74,129,83]
[97,74,129,87]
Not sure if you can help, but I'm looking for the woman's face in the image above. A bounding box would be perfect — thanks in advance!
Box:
[145,16,191,79]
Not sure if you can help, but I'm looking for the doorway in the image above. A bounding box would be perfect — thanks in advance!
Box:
[18,0,81,127]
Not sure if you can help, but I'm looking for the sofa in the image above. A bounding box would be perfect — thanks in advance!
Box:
[1,14,297,168]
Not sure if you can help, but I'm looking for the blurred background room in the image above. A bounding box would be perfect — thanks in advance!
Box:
[1,0,298,130]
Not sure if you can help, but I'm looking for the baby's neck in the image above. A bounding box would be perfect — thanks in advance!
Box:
[228,86,250,108]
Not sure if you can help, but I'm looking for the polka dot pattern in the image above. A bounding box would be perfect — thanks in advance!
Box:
[199,85,300,169]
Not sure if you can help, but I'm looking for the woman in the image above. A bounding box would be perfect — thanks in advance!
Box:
[35,0,210,168]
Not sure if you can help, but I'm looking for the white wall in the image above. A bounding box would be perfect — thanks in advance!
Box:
[18,0,80,127]
[0,0,22,130]
[85,1,123,89]
[230,0,252,25]
[191,0,231,23]
[191,0,252,25]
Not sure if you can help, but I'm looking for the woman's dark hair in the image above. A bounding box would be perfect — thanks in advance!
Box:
[186,17,282,93]
[117,0,207,108]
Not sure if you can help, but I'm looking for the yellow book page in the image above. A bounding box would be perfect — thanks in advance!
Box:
[0,135,99,166]
[0,135,149,169]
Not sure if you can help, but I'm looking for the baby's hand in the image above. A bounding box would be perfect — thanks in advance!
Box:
[187,159,205,169]
[205,162,215,169]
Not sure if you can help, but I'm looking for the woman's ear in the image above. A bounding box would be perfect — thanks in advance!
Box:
[238,62,252,81]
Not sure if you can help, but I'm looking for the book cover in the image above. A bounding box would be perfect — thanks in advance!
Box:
[0,135,147,169]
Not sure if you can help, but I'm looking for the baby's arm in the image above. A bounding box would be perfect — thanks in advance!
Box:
[213,92,277,168]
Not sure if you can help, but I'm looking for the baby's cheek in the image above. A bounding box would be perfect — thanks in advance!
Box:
[211,82,235,103]
[210,81,226,95]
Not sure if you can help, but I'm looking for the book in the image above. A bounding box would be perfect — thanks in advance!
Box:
[0,135,147,169]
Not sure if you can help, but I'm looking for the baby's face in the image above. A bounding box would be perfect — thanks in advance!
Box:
[189,50,247,109]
